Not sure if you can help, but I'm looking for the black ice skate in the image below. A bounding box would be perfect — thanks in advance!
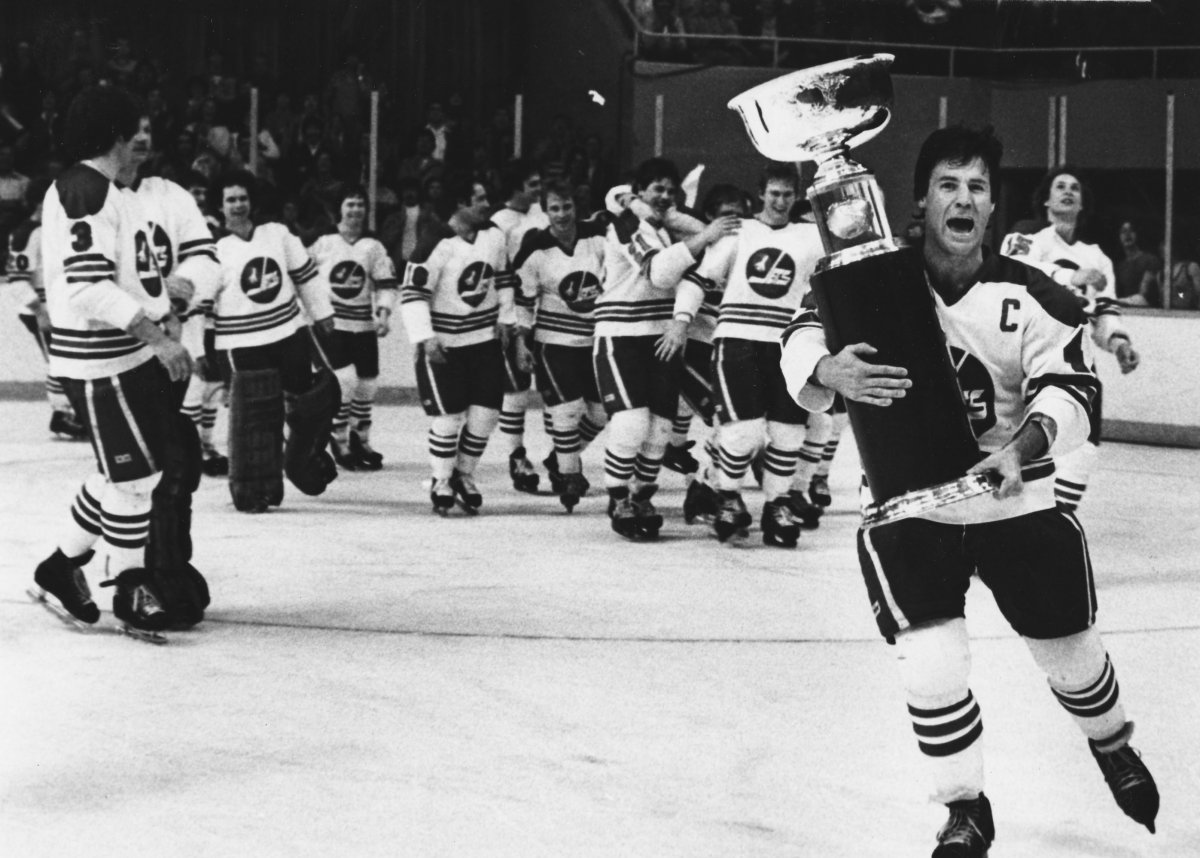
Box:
[932,792,994,858]
[559,472,589,513]
[450,470,483,513]
[201,448,230,477]
[331,437,359,471]
[543,451,566,495]
[1090,722,1159,833]
[683,479,719,524]
[761,499,801,548]
[33,548,100,624]
[630,484,663,539]
[49,410,88,440]
[786,488,823,529]
[608,489,639,539]
[713,491,752,543]
[350,431,383,471]
[101,568,169,632]
[662,440,699,475]
[809,474,832,507]
[430,476,455,515]
[509,446,540,493]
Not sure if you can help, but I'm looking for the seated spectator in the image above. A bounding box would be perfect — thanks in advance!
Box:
[1157,236,1200,310]
[421,173,454,222]
[264,92,300,160]
[1114,219,1160,306]
[105,37,139,88]
[639,0,691,61]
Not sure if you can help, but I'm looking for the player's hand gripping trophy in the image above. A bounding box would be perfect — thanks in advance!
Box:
[728,53,997,527]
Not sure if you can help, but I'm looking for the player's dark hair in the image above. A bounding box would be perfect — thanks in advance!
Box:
[1032,164,1092,231]
[338,184,368,210]
[450,177,486,209]
[912,124,1003,201]
[541,178,575,207]
[702,183,748,220]
[757,162,800,195]
[633,157,681,193]
[216,169,257,210]
[63,86,143,160]
[500,158,541,198]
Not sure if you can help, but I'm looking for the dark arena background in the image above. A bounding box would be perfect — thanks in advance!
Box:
[2,3,1199,857]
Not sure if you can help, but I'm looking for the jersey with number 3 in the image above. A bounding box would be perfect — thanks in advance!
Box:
[42,162,167,380]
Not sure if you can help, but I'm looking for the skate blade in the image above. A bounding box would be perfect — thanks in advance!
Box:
[28,587,168,644]
[715,527,751,545]
[455,501,480,516]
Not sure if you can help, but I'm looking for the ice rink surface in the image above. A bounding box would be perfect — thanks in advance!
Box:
[2,400,1197,858]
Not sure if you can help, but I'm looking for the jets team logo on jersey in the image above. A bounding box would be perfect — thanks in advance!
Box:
[330,260,367,299]
[744,248,796,299]
[949,346,996,438]
[557,271,602,313]
[457,261,494,308]
[149,222,174,275]
[240,257,284,304]
[134,229,164,297]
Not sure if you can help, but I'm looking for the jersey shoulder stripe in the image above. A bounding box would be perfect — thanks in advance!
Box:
[983,253,1085,328]
[54,164,111,218]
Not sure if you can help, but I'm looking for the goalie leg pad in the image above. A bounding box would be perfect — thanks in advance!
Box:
[146,402,210,628]
[228,368,285,511]
[285,366,340,496]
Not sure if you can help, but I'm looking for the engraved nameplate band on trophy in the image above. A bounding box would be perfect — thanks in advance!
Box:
[729,54,998,529]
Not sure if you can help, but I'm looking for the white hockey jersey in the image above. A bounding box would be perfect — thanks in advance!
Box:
[41,162,167,380]
[1000,225,1125,349]
[6,220,42,314]
[128,176,220,359]
[679,217,824,344]
[308,231,398,333]
[399,221,514,348]
[491,202,550,262]
[212,222,326,350]
[513,220,607,348]
[594,208,697,337]
[780,252,1099,524]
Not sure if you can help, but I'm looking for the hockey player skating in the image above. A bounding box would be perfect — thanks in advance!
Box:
[120,118,226,480]
[308,186,398,471]
[678,164,824,546]
[31,86,201,635]
[780,125,1158,856]
[490,159,550,492]
[5,177,89,440]
[1000,167,1140,512]
[593,157,738,539]
[400,179,515,515]
[512,178,608,511]
[210,171,339,513]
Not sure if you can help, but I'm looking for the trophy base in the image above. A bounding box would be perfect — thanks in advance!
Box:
[861,473,1001,530]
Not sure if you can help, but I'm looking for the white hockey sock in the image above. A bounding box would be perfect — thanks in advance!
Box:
[351,376,378,441]
[669,399,693,448]
[604,408,649,490]
[816,412,849,478]
[498,391,528,452]
[548,399,586,474]
[1025,628,1127,742]
[60,472,107,558]
[457,405,499,475]
[101,474,161,573]
[762,421,804,501]
[895,619,985,804]
[580,401,607,451]
[428,414,463,480]
[714,418,762,492]
[46,375,71,413]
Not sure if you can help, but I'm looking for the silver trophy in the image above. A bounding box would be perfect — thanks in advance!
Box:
[729,54,997,529]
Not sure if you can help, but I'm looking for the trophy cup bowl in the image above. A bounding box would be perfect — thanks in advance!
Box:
[729,54,997,529]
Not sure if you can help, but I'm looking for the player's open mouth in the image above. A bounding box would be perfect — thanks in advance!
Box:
[946,217,974,234]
